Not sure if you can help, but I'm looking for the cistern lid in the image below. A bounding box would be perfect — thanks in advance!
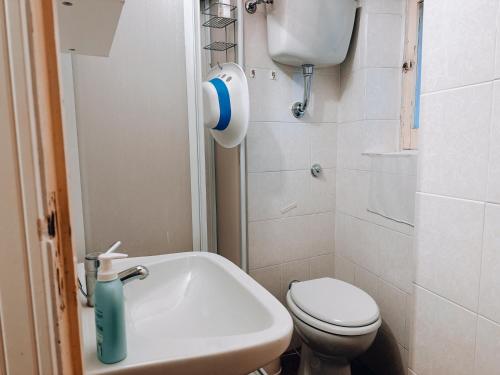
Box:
[290,278,380,328]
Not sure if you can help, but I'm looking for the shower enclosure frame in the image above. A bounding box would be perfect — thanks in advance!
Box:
[191,0,249,272]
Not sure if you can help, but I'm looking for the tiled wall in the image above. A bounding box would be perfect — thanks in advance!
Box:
[244,0,414,369]
[334,0,413,371]
[244,6,338,304]
[410,0,500,374]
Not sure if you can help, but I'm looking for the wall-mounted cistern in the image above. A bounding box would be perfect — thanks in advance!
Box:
[292,64,314,119]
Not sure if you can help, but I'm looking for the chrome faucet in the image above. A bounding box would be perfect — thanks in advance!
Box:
[118,265,149,285]
[79,241,149,307]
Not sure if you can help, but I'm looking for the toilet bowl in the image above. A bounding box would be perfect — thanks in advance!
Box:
[286,278,381,375]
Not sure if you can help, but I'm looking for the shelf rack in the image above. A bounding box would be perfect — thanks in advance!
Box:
[202,2,237,55]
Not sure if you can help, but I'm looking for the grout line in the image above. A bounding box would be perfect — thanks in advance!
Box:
[249,252,335,273]
[415,191,488,206]
[336,210,413,236]
[248,210,335,224]
[414,284,479,316]
[421,79,496,97]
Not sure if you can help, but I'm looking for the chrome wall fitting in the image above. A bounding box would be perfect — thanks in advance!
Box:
[245,0,273,14]
[292,64,314,119]
[310,163,322,178]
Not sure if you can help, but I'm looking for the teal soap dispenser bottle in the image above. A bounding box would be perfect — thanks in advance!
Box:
[94,252,128,364]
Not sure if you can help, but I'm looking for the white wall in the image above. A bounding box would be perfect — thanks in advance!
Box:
[334,0,412,372]
[410,0,500,374]
[244,5,338,305]
[70,0,193,257]
[60,53,86,261]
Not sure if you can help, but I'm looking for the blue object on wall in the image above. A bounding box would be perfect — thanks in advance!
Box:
[209,78,232,131]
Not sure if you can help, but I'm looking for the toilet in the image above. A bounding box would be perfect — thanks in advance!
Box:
[286,278,381,375]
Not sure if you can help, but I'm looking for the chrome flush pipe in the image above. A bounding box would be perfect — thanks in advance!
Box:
[292,64,314,119]
[245,0,273,14]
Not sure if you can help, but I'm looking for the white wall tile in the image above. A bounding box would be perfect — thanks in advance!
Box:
[308,212,335,257]
[280,170,311,217]
[247,122,281,173]
[495,7,500,79]
[339,70,365,122]
[378,227,413,293]
[335,214,381,276]
[474,316,500,375]
[280,123,310,171]
[378,280,408,348]
[280,215,313,263]
[421,0,498,92]
[305,70,340,123]
[353,219,381,275]
[336,169,370,219]
[419,83,492,201]
[478,203,500,323]
[310,124,337,169]
[309,168,336,214]
[248,169,336,222]
[309,254,335,279]
[247,122,338,174]
[248,172,282,221]
[249,219,284,269]
[334,212,356,261]
[333,255,356,284]
[337,120,399,171]
[250,265,282,302]
[365,68,401,120]
[414,193,485,311]
[250,215,328,270]
[487,81,500,203]
[354,265,380,301]
[410,287,477,375]
[365,14,403,68]
[247,66,296,123]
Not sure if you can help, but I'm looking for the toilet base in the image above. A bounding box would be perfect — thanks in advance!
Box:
[298,344,351,375]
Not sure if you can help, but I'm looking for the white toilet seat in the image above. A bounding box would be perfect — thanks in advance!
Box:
[286,279,382,336]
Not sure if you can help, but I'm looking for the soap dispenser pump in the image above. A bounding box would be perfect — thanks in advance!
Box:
[94,252,128,364]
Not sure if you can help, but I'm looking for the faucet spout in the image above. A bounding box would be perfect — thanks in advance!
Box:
[118,265,149,285]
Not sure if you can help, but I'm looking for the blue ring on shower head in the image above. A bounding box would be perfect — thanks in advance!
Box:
[209,78,232,131]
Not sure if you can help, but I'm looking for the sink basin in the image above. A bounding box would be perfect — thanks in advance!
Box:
[79,252,293,375]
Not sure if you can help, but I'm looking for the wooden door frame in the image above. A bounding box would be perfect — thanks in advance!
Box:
[28,0,84,372]
[3,0,84,373]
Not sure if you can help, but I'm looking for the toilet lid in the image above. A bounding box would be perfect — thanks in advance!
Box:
[290,278,380,328]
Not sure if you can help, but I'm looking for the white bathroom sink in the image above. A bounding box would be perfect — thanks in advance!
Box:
[79,252,293,375]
